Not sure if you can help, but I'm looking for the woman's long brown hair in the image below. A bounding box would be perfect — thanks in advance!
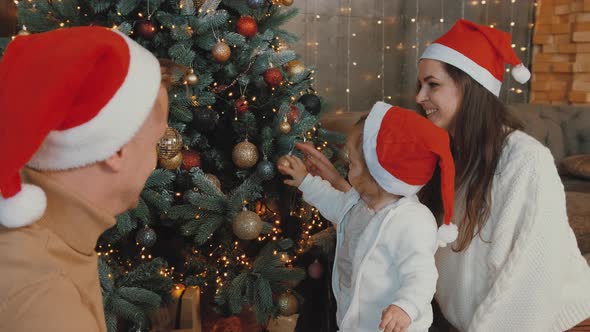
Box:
[418,63,523,252]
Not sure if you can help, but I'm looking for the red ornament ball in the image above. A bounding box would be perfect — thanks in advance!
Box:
[181,150,201,171]
[287,105,301,124]
[307,259,323,279]
[263,68,283,87]
[236,16,258,38]
[234,97,249,115]
[134,20,157,39]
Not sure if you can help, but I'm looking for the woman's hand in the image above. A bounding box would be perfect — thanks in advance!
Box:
[295,142,351,192]
[277,155,308,188]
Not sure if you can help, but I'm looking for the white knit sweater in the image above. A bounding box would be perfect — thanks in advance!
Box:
[435,130,590,332]
[299,175,438,332]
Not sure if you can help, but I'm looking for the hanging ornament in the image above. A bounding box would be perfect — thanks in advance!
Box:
[232,140,259,168]
[263,68,283,88]
[233,209,263,240]
[236,16,258,38]
[285,60,305,77]
[193,107,219,132]
[307,259,324,279]
[205,173,222,191]
[287,105,301,124]
[136,226,157,248]
[184,69,198,85]
[279,118,291,134]
[212,41,231,62]
[247,0,265,9]
[277,155,291,174]
[281,0,294,6]
[159,152,183,170]
[277,292,298,316]
[256,159,276,181]
[234,97,249,115]
[134,20,157,39]
[298,94,321,115]
[181,150,201,171]
[157,127,183,159]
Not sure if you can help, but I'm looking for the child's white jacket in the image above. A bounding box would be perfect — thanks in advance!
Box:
[299,174,438,332]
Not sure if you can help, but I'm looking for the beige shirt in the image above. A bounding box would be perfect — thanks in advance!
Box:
[0,168,115,332]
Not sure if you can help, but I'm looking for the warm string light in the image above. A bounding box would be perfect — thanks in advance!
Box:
[380,0,385,100]
[414,0,420,63]
[346,1,352,110]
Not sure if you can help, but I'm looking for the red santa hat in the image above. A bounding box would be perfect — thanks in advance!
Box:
[420,19,530,97]
[364,102,457,247]
[0,26,161,228]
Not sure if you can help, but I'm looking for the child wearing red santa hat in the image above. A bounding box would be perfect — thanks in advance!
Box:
[279,102,456,332]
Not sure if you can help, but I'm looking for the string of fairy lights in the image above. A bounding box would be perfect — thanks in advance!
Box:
[8,0,331,292]
[10,0,537,292]
[290,0,536,112]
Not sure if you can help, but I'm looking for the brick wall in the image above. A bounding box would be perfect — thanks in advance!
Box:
[531,0,590,104]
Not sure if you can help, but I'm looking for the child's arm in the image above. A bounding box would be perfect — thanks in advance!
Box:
[380,204,438,331]
[279,155,358,224]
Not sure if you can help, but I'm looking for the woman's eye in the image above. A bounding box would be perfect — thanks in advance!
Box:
[428,82,439,88]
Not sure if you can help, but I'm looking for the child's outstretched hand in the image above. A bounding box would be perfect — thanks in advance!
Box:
[277,155,308,188]
[379,304,411,332]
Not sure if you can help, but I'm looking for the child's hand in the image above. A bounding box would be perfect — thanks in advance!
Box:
[277,155,308,188]
[379,305,411,332]
[295,142,351,192]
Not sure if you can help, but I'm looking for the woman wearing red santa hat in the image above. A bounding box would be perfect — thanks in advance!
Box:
[298,19,590,332]
[0,27,169,331]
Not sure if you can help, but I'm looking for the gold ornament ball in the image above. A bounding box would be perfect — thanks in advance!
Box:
[159,152,183,170]
[158,127,183,159]
[232,141,259,169]
[184,70,198,85]
[277,155,291,174]
[205,173,222,190]
[279,121,292,134]
[281,0,294,6]
[233,210,263,240]
[285,60,305,77]
[212,41,231,63]
[277,293,299,316]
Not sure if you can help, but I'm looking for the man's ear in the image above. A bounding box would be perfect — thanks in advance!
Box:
[102,146,127,172]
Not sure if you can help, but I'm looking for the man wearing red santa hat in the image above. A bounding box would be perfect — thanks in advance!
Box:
[0,26,169,331]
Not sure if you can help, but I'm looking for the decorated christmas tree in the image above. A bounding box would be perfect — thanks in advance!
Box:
[2,0,344,330]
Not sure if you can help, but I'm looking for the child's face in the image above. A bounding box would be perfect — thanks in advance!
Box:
[345,125,372,191]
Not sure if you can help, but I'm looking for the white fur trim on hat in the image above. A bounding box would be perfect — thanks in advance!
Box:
[437,223,458,247]
[511,63,531,84]
[27,30,161,171]
[363,102,424,197]
[0,184,47,228]
[421,43,502,97]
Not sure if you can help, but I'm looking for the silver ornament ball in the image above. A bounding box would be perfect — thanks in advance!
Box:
[256,160,276,181]
[136,227,157,248]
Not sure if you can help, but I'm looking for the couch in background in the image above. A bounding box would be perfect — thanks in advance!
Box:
[507,104,590,255]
